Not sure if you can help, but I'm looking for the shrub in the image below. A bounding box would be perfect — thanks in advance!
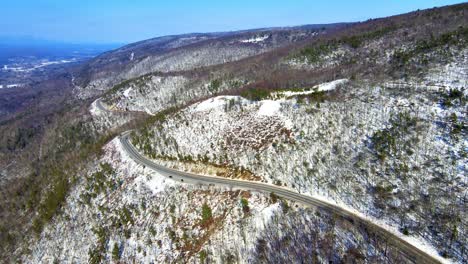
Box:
[241,198,250,214]
[270,193,278,204]
[449,113,465,136]
[240,88,271,101]
[82,163,116,202]
[343,35,362,49]
[281,200,290,213]
[208,79,222,92]
[402,227,410,235]
[370,112,418,161]
[342,26,397,48]
[441,88,465,108]
[374,184,393,199]
[167,229,176,241]
[201,203,213,225]
[392,27,468,68]
[33,173,70,234]
[5,127,38,151]
[371,129,396,161]
[296,26,396,63]
[112,242,120,260]
[88,226,108,264]
[298,42,337,63]
[199,250,208,263]
[119,206,134,225]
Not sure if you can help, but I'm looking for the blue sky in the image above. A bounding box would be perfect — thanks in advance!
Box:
[1,0,465,44]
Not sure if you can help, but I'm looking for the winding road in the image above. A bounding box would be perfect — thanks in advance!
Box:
[93,98,443,263]
[118,130,444,264]
[95,98,111,112]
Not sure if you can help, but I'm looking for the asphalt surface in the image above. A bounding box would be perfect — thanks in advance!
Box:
[119,131,443,264]
[95,98,109,112]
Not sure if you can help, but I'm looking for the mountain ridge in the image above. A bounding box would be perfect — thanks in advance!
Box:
[0,3,466,263]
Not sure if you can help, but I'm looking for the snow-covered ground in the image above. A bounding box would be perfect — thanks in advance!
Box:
[132,75,466,261]
[22,138,285,263]
[0,83,23,89]
[88,99,139,132]
[194,96,246,112]
[25,137,421,263]
[102,74,247,116]
[239,35,269,43]
[274,79,349,98]
[257,100,282,116]
[2,59,77,72]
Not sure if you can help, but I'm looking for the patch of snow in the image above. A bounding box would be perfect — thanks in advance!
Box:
[255,203,280,229]
[111,137,175,194]
[257,100,281,116]
[193,96,244,112]
[0,83,23,89]
[143,107,156,116]
[2,59,77,73]
[123,87,132,98]
[140,174,170,194]
[195,97,226,112]
[316,79,349,91]
[89,99,101,116]
[277,79,349,97]
[4,66,27,72]
[240,35,269,43]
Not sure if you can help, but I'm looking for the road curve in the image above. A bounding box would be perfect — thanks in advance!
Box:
[119,131,443,264]
[95,98,110,112]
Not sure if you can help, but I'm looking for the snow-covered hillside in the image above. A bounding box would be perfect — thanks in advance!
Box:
[3,5,467,264]
[132,74,466,261]
[88,99,140,132]
[102,74,247,115]
[24,138,408,263]
[73,29,320,100]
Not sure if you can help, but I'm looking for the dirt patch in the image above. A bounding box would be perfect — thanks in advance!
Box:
[162,158,263,181]
[224,113,294,151]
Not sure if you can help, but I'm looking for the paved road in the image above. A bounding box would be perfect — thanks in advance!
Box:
[119,131,443,264]
[95,98,110,112]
